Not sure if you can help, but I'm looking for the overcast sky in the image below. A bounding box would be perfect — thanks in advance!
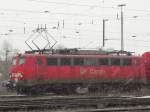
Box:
[0,0,150,54]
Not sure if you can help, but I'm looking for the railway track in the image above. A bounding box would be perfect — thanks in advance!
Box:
[1,95,150,111]
[78,106,150,112]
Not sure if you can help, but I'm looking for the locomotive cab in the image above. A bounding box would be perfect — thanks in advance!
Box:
[9,55,26,88]
[9,54,47,89]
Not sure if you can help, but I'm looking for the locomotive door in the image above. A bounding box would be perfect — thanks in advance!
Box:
[36,57,47,79]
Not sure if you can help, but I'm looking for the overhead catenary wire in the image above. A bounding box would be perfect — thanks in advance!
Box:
[1,9,150,24]
[0,0,149,55]
[28,0,100,7]
[0,24,146,37]
[28,0,150,14]
[0,2,150,40]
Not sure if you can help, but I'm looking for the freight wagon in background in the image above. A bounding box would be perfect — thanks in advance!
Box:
[4,49,150,95]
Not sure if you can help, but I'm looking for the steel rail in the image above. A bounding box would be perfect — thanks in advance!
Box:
[0,95,150,111]
[78,106,150,112]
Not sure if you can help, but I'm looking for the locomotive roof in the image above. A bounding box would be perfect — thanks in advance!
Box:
[19,49,140,58]
[19,53,140,58]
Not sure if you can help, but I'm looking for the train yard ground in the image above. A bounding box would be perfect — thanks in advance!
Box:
[1,94,150,111]
[1,85,150,112]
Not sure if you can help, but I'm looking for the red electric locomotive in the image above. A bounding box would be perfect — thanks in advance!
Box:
[6,49,150,94]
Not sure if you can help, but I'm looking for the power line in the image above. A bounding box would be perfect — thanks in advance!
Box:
[1,11,150,24]
[106,41,150,48]
[28,0,102,8]
[1,7,150,21]
[0,8,114,19]
[127,8,150,13]
[0,23,149,38]
[27,0,150,14]
[0,8,42,14]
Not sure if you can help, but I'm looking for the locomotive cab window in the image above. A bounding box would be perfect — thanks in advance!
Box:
[19,57,26,65]
[98,58,109,66]
[74,58,84,66]
[60,58,71,66]
[46,58,58,66]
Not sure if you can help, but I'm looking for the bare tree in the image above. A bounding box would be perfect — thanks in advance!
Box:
[0,40,13,81]
[2,40,12,63]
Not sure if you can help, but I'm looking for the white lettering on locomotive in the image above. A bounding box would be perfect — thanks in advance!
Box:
[80,68,106,75]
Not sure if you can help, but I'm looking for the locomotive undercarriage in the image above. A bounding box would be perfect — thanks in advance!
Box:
[13,79,147,95]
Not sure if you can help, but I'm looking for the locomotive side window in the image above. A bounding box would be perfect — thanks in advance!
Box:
[74,58,84,66]
[37,58,42,65]
[60,58,71,66]
[122,58,132,66]
[19,57,25,65]
[84,58,97,66]
[111,58,120,66]
[98,58,109,66]
[46,58,58,66]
